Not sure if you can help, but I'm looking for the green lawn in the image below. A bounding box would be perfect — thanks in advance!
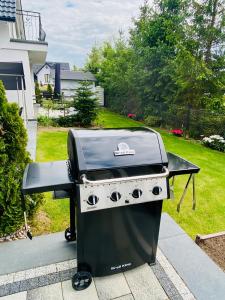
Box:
[33,110,225,239]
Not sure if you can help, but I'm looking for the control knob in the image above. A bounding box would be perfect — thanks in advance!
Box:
[110,192,121,202]
[152,186,162,196]
[87,195,99,206]
[132,189,143,199]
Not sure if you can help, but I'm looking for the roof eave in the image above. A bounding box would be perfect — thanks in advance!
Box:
[0,16,16,22]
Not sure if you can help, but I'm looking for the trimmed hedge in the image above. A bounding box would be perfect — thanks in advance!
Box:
[0,81,43,236]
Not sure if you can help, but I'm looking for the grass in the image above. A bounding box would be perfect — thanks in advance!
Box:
[96,109,145,128]
[33,109,225,239]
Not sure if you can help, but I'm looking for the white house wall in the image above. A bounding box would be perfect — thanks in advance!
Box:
[95,86,104,106]
[61,80,95,97]
[36,64,54,85]
[61,80,104,106]
[0,18,48,120]
[0,48,35,119]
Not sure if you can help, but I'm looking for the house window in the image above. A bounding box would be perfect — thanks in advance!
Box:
[44,74,50,83]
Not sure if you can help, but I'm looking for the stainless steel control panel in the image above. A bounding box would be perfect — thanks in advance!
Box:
[79,177,168,213]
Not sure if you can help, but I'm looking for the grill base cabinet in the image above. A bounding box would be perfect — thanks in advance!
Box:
[77,201,163,277]
[22,127,200,291]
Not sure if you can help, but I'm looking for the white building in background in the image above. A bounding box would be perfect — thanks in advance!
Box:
[0,0,48,120]
[33,62,70,86]
[60,70,104,106]
[34,65,105,106]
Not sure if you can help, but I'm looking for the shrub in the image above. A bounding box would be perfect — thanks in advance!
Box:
[35,81,42,104]
[73,81,99,126]
[144,115,162,127]
[56,115,78,127]
[47,84,53,96]
[37,115,56,127]
[42,99,54,117]
[170,129,183,136]
[202,135,225,152]
[37,115,78,128]
[189,113,225,138]
[0,81,43,236]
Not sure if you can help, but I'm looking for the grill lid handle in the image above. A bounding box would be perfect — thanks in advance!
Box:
[80,167,169,185]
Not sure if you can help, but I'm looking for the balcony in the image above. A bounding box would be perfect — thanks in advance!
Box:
[9,10,48,64]
[10,10,46,43]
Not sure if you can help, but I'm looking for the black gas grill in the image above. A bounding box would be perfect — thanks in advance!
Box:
[22,127,200,290]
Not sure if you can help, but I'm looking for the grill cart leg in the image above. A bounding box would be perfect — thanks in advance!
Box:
[65,193,76,242]
[177,174,192,212]
[170,176,175,199]
[192,174,196,210]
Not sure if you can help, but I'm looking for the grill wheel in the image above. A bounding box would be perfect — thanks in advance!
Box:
[65,227,76,242]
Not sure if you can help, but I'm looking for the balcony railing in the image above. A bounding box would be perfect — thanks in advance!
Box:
[11,10,46,43]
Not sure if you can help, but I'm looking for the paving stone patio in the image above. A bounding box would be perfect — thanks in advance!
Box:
[0,253,192,300]
[1,214,225,300]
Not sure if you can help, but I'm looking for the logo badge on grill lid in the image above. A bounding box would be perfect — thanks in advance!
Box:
[114,143,135,156]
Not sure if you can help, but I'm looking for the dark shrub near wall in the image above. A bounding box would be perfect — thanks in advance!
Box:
[0,81,43,236]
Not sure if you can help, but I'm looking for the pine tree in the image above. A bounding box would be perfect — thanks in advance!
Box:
[0,81,42,236]
[73,81,99,126]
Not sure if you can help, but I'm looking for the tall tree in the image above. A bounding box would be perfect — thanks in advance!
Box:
[86,35,140,114]
[130,0,187,116]
[191,0,225,63]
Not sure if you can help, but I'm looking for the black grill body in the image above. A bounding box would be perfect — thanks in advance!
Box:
[22,126,200,289]
[68,128,169,276]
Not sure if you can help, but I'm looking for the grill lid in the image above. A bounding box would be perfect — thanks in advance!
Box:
[68,128,168,175]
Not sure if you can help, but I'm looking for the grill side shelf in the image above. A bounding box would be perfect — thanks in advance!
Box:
[168,152,200,178]
[22,160,74,195]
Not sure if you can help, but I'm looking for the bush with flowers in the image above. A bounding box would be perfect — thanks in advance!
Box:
[127,113,136,119]
[170,129,183,137]
[202,135,225,152]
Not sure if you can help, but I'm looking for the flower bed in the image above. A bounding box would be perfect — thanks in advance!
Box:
[202,135,225,152]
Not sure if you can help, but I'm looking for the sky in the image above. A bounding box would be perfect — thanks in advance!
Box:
[22,0,145,68]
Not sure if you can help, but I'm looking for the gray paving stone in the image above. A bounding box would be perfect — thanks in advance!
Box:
[94,273,130,300]
[56,259,77,272]
[156,248,195,299]
[0,232,76,276]
[0,291,27,300]
[0,274,14,285]
[151,261,182,300]
[62,279,99,300]
[46,273,60,285]
[9,281,21,294]
[13,271,26,282]
[159,234,225,300]
[124,264,168,300]
[37,275,49,288]
[59,268,76,282]
[0,285,9,297]
[27,282,63,300]
[159,213,185,240]
[20,277,39,291]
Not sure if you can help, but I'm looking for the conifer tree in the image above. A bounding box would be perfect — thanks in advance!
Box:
[0,81,42,235]
[73,81,98,126]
